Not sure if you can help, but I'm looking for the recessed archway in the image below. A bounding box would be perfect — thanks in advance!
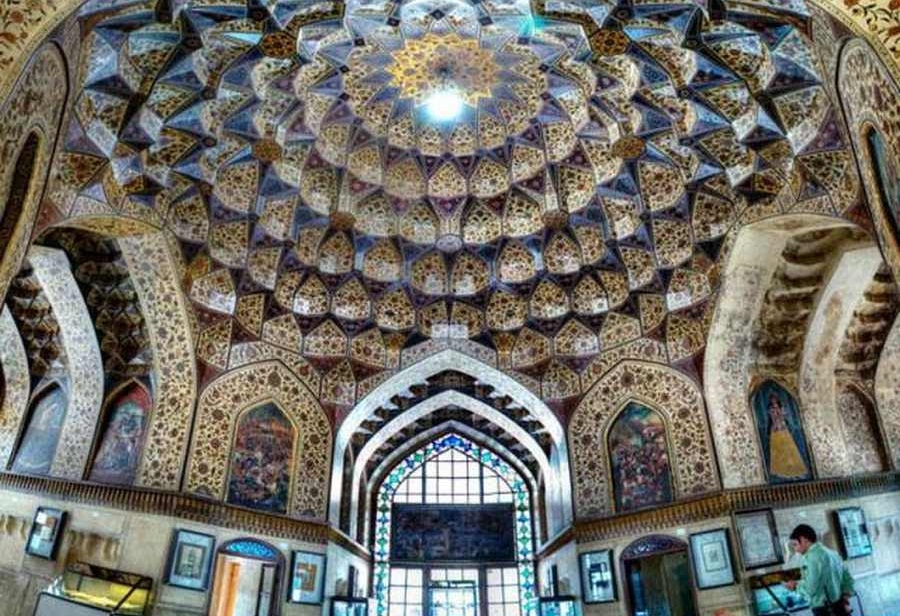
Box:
[331,349,573,538]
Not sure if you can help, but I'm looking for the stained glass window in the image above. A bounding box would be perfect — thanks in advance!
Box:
[374,434,536,616]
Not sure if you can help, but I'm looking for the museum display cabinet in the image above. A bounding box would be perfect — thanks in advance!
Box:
[538,596,580,616]
[33,562,152,616]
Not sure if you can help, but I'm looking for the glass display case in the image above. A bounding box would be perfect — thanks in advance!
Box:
[330,597,369,616]
[34,562,152,616]
[748,570,808,615]
[539,596,580,616]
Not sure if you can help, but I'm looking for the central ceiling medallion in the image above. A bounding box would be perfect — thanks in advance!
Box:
[387,32,499,111]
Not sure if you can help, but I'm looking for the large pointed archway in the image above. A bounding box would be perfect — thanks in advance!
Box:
[329,350,574,544]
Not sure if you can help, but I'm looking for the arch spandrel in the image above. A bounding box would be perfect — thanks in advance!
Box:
[186,359,332,521]
[569,360,719,519]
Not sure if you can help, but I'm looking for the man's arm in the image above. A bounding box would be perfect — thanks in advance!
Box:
[840,562,854,597]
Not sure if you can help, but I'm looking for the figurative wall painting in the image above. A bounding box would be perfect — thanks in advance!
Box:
[867,129,900,242]
[609,402,672,512]
[89,382,151,485]
[227,402,293,514]
[751,381,813,484]
[390,503,516,562]
[12,385,66,476]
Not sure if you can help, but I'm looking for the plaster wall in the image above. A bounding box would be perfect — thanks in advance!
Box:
[0,488,325,616]
[574,492,900,616]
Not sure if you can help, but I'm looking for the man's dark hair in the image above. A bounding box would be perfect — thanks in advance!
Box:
[789,524,817,543]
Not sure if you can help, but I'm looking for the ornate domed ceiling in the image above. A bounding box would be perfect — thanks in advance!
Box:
[51,0,858,403]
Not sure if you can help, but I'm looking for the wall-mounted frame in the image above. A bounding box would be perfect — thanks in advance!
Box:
[164,529,215,591]
[689,528,737,590]
[834,507,873,560]
[25,506,66,560]
[579,549,617,603]
[734,509,783,570]
[288,550,326,604]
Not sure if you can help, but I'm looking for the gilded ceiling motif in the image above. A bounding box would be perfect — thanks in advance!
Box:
[48,0,862,401]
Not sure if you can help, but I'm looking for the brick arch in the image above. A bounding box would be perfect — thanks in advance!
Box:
[186,360,332,521]
[569,360,719,518]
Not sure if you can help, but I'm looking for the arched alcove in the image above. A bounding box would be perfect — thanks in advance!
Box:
[750,379,814,485]
[0,132,39,263]
[87,379,153,486]
[569,360,718,518]
[10,381,67,476]
[186,360,332,520]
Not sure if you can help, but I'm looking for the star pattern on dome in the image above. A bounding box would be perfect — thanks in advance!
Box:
[52,0,857,402]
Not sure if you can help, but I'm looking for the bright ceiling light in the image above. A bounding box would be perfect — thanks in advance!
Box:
[424,89,465,122]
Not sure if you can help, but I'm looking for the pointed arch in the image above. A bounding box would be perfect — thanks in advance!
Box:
[570,360,718,518]
[186,360,332,520]
[331,349,572,535]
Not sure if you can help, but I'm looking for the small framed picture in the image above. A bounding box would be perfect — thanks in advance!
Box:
[288,550,326,604]
[331,597,368,616]
[165,529,215,591]
[734,509,783,570]
[579,549,616,603]
[25,507,66,560]
[689,528,737,589]
[834,507,873,559]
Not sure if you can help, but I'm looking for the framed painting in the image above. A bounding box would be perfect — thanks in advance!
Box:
[834,507,873,559]
[288,550,326,604]
[25,507,66,560]
[734,509,783,570]
[579,549,617,603]
[750,380,813,485]
[689,529,736,590]
[164,529,215,591]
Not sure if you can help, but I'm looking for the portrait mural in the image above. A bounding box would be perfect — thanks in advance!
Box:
[867,129,900,242]
[751,380,813,484]
[89,382,152,485]
[11,384,67,476]
[227,402,294,514]
[609,402,672,512]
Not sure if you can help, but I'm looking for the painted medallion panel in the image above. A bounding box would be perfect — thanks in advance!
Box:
[227,403,294,514]
[89,382,152,485]
[11,385,66,476]
[751,380,813,484]
[609,402,672,512]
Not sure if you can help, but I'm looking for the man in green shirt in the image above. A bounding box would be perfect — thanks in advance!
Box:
[784,524,854,616]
